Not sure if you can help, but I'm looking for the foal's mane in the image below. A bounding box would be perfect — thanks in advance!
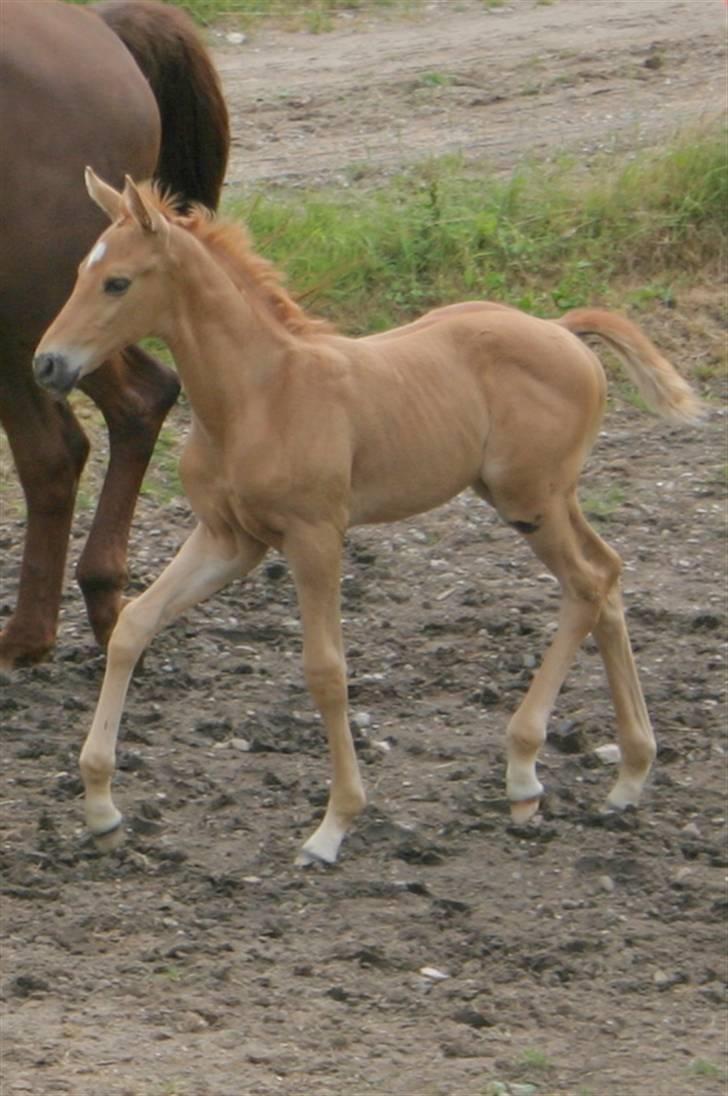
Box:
[138,183,332,337]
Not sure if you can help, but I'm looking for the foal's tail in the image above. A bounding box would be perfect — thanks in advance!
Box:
[94,0,229,211]
[558,308,704,425]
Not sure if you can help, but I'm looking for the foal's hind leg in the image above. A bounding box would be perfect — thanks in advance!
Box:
[80,524,265,845]
[501,494,623,822]
[77,346,180,647]
[542,504,655,808]
[591,581,656,809]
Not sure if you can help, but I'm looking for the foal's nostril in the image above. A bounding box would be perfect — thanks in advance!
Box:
[33,351,77,393]
[33,352,59,385]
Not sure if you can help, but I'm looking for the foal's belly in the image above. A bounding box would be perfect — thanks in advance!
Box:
[349,446,481,526]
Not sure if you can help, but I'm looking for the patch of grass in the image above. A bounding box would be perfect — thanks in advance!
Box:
[225,123,726,335]
[519,1047,554,1072]
[303,5,335,34]
[581,486,626,522]
[419,71,456,87]
[690,1057,724,1079]
[625,283,676,311]
[140,420,185,504]
[155,964,184,982]
[142,1083,189,1096]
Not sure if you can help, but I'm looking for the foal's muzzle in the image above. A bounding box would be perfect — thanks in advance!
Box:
[33,352,82,395]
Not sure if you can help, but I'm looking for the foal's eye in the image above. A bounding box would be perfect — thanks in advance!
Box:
[103,276,131,296]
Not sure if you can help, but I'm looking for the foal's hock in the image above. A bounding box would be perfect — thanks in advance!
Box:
[34,171,703,865]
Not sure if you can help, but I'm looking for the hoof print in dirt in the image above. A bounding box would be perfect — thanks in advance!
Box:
[128,811,164,837]
[7,973,50,998]
[393,834,446,865]
[550,720,589,754]
[451,1006,494,1030]
[586,805,641,833]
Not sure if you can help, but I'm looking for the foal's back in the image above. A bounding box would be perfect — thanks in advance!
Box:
[334,304,606,526]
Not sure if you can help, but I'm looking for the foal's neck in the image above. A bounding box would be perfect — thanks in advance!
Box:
[160,228,294,433]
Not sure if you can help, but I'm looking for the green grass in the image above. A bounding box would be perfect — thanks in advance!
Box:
[140,424,184,504]
[224,124,726,334]
[581,486,627,522]
[518,1047,554,1072]
[690,1058,724,1079]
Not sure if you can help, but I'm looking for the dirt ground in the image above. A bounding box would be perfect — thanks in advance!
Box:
[214,0,725,188]
[1,2,727,1095]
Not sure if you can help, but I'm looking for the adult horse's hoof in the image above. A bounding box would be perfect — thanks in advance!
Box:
[510,796,541,825]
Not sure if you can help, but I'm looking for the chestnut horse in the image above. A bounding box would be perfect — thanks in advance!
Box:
[0,0,229,668]
[35,173,702,865]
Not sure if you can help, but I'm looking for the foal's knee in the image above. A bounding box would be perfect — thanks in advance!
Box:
[106,598,154,666]
[304,652,347,713]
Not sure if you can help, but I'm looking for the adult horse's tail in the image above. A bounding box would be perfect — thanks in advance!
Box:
[94,0,229,210]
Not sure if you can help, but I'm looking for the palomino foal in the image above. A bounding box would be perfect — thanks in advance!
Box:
[34,170,702,865]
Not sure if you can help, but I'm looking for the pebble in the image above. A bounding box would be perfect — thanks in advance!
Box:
[420,966,449,981]
[484,1085,537,1096]
[599,874,616,893]
[594,743,621,764]
[351,711,372,730]
[176,1011,209,1033]
[681,821,702,838]
[230,737,251,752]
[225,32,246,45]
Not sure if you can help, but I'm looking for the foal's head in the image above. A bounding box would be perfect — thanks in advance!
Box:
[34,168,328,395]
[34,169,176,394]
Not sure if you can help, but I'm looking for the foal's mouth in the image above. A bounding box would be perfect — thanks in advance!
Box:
[33,351,84,396]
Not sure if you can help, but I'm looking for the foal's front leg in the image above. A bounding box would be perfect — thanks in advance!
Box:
[285,523,366,865]
[80,523,265,846]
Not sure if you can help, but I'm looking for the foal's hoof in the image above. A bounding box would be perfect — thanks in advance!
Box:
[93,822,125,853]
[294,846,335,869]
[510,797,541,825]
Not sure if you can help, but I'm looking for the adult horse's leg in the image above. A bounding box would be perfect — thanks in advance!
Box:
[80,524,265,845]
[0,357,89,668]
[284,523,367,865]
[76,346,180,646]
[500,492,624,821]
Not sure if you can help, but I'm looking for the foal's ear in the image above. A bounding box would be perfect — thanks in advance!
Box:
[85,167,124,221]
[123,175,167,237]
